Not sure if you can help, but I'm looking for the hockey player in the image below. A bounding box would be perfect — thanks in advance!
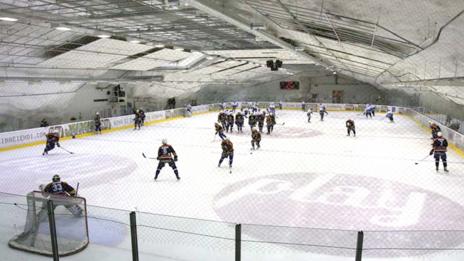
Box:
[232,101,239,112]
[319,104,328,121]
[94,112,102,134]
[386,110,394,122]
[218,110,227,129]
[43,175,77,196]
[155,139,180,181]
[251,127,261,150]
[364,104,373,119]
[307,108,313,123]
[268,103,275,114]
[266,113,275,134]
[226,112,234,133]
[370,104,376,117]
[429,132,449,172]
[139,109,146,126]
[235,112,244,133]
[43,131,60,155]
[346,119,356,137]
[278,100,283,110]
[215,122,227,140]
[257,111,265,133]
[301,101,306,111]
[186,104,192,115]
[248,112,257,131]
[429,122,441,139]
[134,110,142,130]
[41,175,83,216]
[218,138,234,169]
[242,107,249,118]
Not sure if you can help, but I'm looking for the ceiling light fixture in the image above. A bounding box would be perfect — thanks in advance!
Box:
[97,34,111,38]
[206,56,214,60]
[56,27,71,31]
[0,17,18,22]
[154,44,165,48]
[130,40,141,44]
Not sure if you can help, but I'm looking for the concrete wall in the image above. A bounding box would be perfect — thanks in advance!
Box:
[0,81,134,131]
[180,72,383,105]
[382,88,464,121]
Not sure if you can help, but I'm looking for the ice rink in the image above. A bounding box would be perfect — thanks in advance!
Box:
[1,110,464,260]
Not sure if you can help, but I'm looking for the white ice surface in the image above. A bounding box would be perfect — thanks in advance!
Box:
[1,111,463,260]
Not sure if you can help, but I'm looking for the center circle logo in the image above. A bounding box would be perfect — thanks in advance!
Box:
[213,173,464,257]
[0,154,137,194]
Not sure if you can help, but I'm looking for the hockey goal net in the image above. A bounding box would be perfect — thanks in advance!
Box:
[8,191,89,256]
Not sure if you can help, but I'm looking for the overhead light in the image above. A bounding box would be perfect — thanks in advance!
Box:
[97,34,111,38]
[295,47,305,52]
[56,27,71,31]
[0,17,18,22]
[174,47,184,51]
[130,40,141,44]
[154,44,165,48]
[206,56,214,60]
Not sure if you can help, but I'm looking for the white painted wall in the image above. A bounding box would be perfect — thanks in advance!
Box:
[180,72,383,105]
[0,81,134,131]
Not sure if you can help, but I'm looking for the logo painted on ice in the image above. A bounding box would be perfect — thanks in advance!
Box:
[213,173,464,257]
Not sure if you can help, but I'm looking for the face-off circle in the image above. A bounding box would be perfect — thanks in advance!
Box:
[0,154,137,194]
[213,173,464,257]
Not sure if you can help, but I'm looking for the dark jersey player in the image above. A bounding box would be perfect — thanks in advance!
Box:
[215,122,227,140]
[42,175,83,216]
[346,119,356,137]
[94,112,102,134]
[430,132,449,172]
[251,128,261,150]
[43,175,77,196]
[218,138,234,169]
[155,139,180,181]
[43,132,60,155]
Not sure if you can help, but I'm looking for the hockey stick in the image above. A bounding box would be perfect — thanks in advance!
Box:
[142,153,157,160]
[59,146,74,154]
[414,155,430,165]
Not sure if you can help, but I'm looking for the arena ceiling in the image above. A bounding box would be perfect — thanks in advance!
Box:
[0,0,463,104]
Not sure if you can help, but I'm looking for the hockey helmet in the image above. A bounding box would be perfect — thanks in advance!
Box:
[96,112,100,115]
[52,174,60,182]
[162,138,168,144]
[437,132,443,137]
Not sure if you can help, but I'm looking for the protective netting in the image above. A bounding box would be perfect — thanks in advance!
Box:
[8,191,88,256]
[136,212,236,261]
[241,224,357,258]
